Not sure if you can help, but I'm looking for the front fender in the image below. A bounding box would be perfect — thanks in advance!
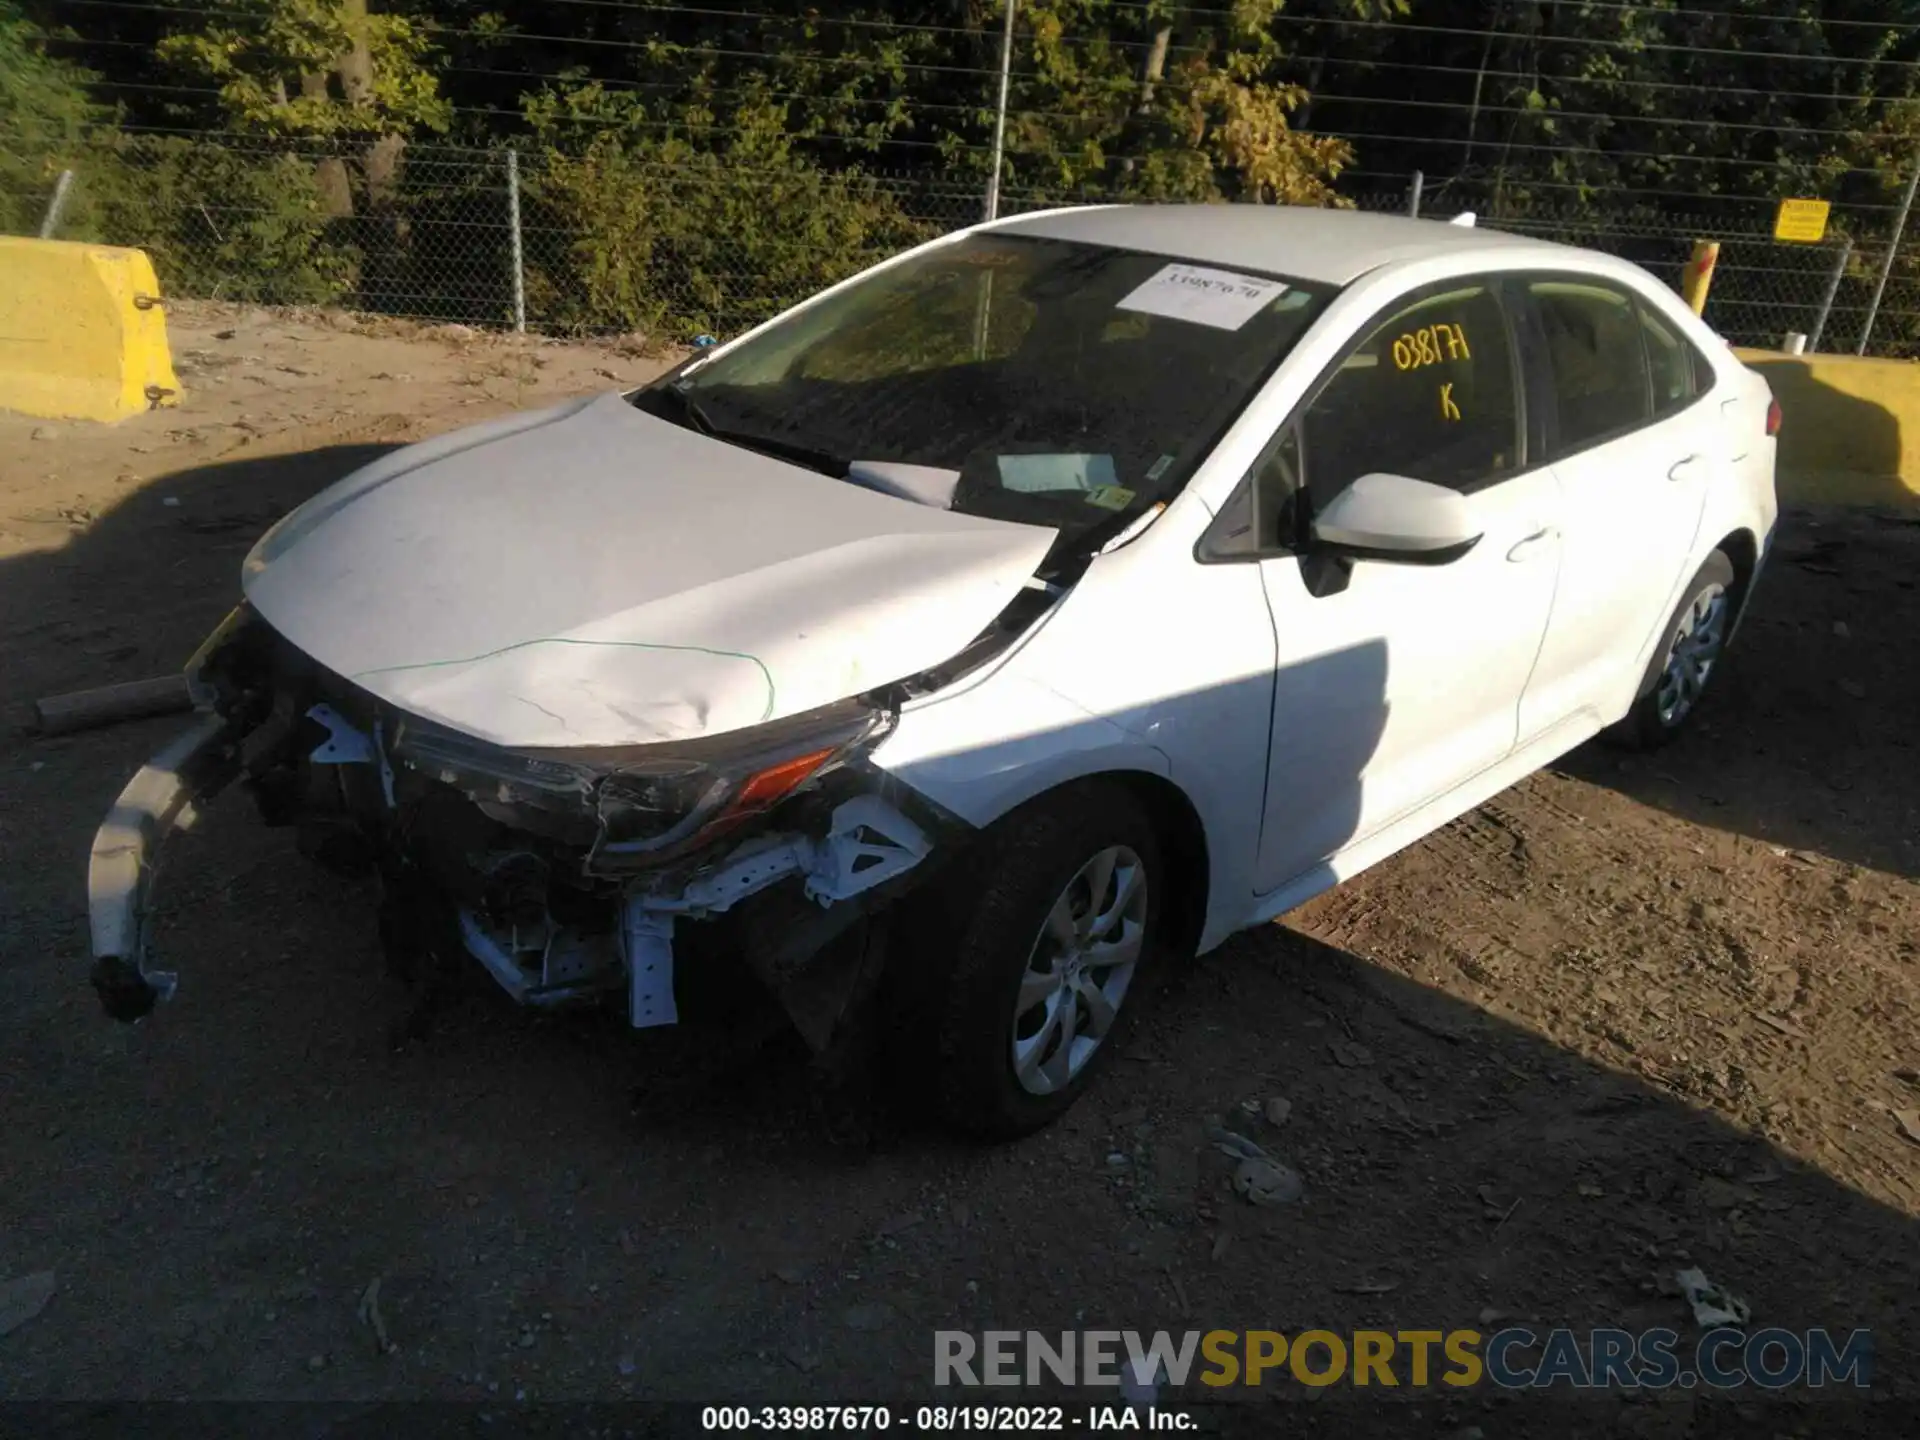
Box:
[872,675,1174,830]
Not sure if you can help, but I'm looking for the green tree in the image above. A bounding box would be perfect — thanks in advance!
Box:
[155,0,447,139]
[155,0,449,215]
[521,82,927,336]
[0,1,104,232]
[995,0,1353,205]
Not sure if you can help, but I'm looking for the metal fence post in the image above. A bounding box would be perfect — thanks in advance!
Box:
[505,148,527,334]
[1407,170,1423,219]
[1809,237,1851,353]
[1858,162,1920,355]
[38,169,75,239]
[983,0,1017,222]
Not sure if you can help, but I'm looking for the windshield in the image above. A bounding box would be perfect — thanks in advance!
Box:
[634,232,1334,550]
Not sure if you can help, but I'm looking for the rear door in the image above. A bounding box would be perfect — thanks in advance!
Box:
[1229,276,1563,894]
[1514,275,1715,741]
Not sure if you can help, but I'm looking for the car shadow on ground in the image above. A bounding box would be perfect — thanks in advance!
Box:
[1557,504,1920,880]
[0,443,400,713]
[0,445,1914,1428]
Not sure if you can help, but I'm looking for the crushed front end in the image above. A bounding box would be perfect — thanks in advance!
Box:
[87,605,953,1049]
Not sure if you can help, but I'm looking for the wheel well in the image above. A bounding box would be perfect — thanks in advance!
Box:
[1105,771,1210,958]
[1713,528,1759,612]
[949,770,1212,958]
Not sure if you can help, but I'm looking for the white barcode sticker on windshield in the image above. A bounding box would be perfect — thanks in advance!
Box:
[1115,264,1289,331]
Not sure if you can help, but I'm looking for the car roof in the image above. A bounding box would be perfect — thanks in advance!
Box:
[985,203,1589,287]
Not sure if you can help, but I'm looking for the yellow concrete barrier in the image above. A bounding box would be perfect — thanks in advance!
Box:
[1738,349,1920,508]
[0,237,181,423]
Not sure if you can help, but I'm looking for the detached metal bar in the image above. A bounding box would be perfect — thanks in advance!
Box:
[87,715,234,1020]
[1407,170,1424,219]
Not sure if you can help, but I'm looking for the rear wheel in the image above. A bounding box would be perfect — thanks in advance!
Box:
[1607,550,1736,750]
[920,782,1163,1139]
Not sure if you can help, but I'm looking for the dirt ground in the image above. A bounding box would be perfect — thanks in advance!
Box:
[2,304,1917,1433]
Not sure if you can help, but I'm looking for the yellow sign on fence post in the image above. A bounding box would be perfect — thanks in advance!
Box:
[1774,198,1832,244]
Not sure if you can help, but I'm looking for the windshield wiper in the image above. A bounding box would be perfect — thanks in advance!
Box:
[705,427,849,477]
[649,381,715,436]
[645,382,848,477]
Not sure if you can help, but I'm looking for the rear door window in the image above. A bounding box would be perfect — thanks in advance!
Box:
[1527,279,1653,452]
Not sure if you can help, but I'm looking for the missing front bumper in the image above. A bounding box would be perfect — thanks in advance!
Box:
[454,791,935,1029]
[84,700,939,1037]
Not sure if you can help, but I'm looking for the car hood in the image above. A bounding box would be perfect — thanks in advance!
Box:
[242,392,1057,749]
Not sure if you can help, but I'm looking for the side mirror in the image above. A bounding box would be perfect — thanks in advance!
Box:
[1309,472,1483,566]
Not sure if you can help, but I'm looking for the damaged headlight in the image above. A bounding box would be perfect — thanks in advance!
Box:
[390,700,893,868]
[183,603,258,706]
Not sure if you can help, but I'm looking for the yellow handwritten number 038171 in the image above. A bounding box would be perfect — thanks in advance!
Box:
[1391,323,1470,372]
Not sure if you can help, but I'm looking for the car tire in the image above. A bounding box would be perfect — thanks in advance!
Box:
[1606,550,1738,751]
[916,781,1164,1140]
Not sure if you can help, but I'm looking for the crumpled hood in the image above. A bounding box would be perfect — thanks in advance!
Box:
[242,392,1057,748]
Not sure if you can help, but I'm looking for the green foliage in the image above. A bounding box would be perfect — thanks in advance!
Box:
[1327,0,1920,210]
[954,0,1352,206]
[38,0,1920,346]
[0,1,105,233]
[76,138,358,304]
[523,88,930,337]
[3,6,355,302]
[155,0,449,139]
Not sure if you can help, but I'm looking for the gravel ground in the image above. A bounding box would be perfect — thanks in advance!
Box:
[1,305,1916,1435]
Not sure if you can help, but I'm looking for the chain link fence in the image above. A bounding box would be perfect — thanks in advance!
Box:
[1368,182,1917,357]
[9,132,1920,357]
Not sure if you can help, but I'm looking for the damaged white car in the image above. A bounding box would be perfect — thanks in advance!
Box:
[88,205,1778,1137]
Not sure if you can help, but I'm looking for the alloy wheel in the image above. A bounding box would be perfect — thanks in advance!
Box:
[1655,582,1729,727]
[1009,845,1148,1096]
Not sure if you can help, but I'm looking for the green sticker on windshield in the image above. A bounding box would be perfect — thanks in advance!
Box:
[1086,484,1136,511]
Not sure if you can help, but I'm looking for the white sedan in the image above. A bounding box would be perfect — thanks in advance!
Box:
[87,205,1778,1137]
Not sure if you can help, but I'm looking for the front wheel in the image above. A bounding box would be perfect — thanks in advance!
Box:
[921,782,1163,1140]
[1607,550,1737,750]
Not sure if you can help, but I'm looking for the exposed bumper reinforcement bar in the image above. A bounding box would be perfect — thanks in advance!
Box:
[87,713,238,1021]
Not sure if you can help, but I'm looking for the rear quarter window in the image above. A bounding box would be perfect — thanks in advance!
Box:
[1636,297,1715,415]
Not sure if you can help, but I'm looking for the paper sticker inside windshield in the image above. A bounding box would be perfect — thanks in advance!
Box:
[997,453,1119,493]
[1116,264,1289,331]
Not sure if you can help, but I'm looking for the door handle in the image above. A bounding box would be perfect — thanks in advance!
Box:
[1669,454,1704,482]
[1506,526,1558,563]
